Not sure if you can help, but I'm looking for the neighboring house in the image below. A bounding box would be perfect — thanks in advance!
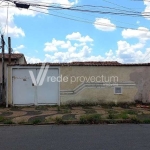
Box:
[6,61,150,106]
[0,53,27,83]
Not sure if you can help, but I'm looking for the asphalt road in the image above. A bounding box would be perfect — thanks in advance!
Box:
[0,124,150,150]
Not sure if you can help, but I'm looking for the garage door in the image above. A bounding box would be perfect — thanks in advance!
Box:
[12,68,59,105]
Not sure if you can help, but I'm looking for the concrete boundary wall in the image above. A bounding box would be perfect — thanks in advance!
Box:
[6,65,150,106]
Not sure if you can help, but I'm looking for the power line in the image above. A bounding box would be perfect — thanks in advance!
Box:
[51,9,142,29]
[3,0,150,17]
[102,0,140,12]
[28,7,150,33]
[1,1,150,32]
[0,1,142,29]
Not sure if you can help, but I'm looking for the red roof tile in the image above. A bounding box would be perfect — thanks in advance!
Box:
[0,53,24,59]
[7,61,150,66]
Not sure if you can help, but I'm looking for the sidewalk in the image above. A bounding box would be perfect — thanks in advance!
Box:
[0,105,150,125]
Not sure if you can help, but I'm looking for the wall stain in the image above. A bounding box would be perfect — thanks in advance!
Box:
[130,67,150,103]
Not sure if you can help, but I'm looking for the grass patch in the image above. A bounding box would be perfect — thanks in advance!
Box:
[107,110,137,120]
[0,116,5,122]
[18,121,26,125]
[54,117,64,124]
[117,112,129,120]
[61,109,71,114]
[10,106,22,111]
[80,114,101,124]
[31,119,42,125]
[0,116,14,124]
[136,114,150,121]
[117,103,131,109]
[35,105,48,111]
[125,110,137,115]
[107,110,118,119]
[101,103,116,109]
[59,105,72,109]
[57,106,71,114]
[4,119,14,124]
[143,119,150,124]
[45,117,55,123]
[130,117,141,123]
[62,114,76,121]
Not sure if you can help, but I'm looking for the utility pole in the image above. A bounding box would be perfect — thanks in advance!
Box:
[1,35,5,103]
[8,37,11,64]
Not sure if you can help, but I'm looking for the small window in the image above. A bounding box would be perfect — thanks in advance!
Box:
[114,87,122,94]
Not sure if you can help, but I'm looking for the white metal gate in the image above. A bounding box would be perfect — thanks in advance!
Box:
[12,68,59,105]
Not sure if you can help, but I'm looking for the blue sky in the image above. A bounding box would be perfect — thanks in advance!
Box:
[0,0,150,63]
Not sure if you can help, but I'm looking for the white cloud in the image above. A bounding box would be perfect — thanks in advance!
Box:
[14,45,25,50]
[47,0,78,8]
[94,18,116,31]
[74,43,86,47]
[27,39,150,64]
[66,32,93,42]
[42,32,148,63]
[44,45,92,62]
[14,51,20,54]
[122,27,150,42]
[23,29,149,64]
[116,41,144,60]
[42,38,150,64]
[13,45,25,53]
[6,25,25,37]
[26,56,42,63]
[61,41,72,49]
[44,38,72,52]
[142,0,150,20]
[44,43,58,52]
[68,46,76,52]
[44,32,93,53]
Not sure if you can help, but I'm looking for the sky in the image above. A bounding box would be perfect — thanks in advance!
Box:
[0,0,150,63]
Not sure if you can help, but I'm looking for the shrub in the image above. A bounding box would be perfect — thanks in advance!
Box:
[0,116,5,122]
[32,119,42,125]
[55,117,64,124]
[131,117,141,124]
[4,119,14,124]
[107,110,118,119]
[143,119,150,124]
[80,114,101,124]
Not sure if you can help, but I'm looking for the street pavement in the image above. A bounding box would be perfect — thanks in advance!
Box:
[0,124,150,150]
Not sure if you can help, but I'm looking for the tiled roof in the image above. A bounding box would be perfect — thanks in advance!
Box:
[7,61,150,66]
[0,53,24,59]
[70,61,121,66]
